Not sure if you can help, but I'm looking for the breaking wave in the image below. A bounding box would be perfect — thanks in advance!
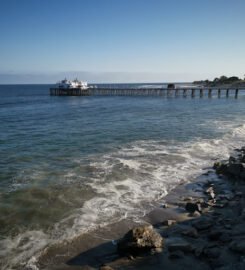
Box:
[1,121,245,270]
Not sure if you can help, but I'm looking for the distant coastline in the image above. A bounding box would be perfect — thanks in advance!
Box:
[193,75,245,88]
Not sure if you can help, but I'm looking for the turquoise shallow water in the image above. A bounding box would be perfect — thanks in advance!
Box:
[0,84,245,269]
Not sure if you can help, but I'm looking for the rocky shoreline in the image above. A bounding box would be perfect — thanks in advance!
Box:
[37,147,245,270]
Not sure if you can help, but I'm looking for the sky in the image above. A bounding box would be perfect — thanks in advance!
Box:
[0,0,244,83]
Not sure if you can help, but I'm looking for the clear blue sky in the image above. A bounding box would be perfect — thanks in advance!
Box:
[0,0,244,83]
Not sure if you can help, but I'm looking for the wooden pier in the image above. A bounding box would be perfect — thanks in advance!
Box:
[50,87,243,98]
[50,88,90,96]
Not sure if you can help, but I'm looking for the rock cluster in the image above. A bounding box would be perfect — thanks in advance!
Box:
[99,148,245,270]
[164,173,245,269]
[214,147,245,181]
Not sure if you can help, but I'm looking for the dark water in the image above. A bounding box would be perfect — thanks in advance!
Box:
[0,84,245,269]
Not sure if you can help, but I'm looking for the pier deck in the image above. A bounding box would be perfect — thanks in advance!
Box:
[50,87,244,98]
[50,88,90,96]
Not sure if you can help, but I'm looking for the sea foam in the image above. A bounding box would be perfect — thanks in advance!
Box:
[1,121,245,270]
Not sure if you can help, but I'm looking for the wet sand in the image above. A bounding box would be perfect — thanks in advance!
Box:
[35,149,245,270]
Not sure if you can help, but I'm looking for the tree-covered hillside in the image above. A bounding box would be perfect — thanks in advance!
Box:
[193,75,245,87]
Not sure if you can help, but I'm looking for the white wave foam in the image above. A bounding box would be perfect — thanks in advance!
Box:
[0,230,49,270]
[2,121,245,269]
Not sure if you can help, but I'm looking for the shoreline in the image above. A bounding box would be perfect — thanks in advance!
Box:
[1,119,244,270]
[32,146,245,270]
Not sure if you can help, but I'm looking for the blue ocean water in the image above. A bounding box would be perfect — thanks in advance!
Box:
[0,84,245,269]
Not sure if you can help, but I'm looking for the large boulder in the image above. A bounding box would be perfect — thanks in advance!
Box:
[117,225,164,255]
[213,161,229,175]
[214,156,245,182]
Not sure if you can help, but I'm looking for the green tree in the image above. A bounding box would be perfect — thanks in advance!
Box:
[219,76,227,81]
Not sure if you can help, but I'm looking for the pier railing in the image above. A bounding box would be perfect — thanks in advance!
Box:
[50,87,244,98]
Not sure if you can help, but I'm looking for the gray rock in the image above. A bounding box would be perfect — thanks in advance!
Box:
[203,247,221,258]
[217,262,245,270]
[224,224,232,230]
[229,156,237,163]
[80,266,96,270]
[214,202,227,208]
[168,238,192,253]
[208,258,225,268]
[191,211,201,217]
[214,162,229,175]
[193,245,204,257]
[100,266,114,270]
[168,250,184,259]
[163,219,176,226]
[235,191,243,197]
[208,230,222,241]
[209,191,216,200]
[192,217,214,230]
[181,227,199,238]
[241,209,245,220]
[205,187,216,199]
[228,163,244,176]
[230,240,245,254]
[183,196,194,201]
[117,225,164,255]
[185,202,202,213]
[219,232,232,243]
[239,170,245,180]
[217,194,234,201]
[161,203,168,208]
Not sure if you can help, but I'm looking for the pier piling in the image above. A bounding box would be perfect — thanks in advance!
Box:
[191,89,195,98]
[226,89,229,98]
[218,89,221,98]
[50,87,243,98]
[183,89,187,97]
[235,89,238,98]
[200,89,203,97]
[208,89,212,98]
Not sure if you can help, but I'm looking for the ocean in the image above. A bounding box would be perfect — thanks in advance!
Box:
[0,84,245,269]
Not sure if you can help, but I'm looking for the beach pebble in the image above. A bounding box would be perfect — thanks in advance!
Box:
[205,186,215,196]
[163,219,176,226]
[191,210,201,217]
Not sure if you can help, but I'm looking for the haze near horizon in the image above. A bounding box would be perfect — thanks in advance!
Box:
[0,0,244,83]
